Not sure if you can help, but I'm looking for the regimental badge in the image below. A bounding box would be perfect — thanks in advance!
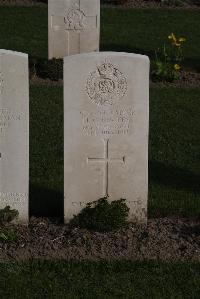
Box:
[86,61,127,106]
[64,5,86,30]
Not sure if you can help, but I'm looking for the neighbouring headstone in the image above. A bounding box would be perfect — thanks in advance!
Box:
[0,50,29,223]
[48,0,100,59]
[64,52,149,223]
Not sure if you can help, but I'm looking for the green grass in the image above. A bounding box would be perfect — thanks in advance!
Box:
[101,8,200,71]
[0,6,200,297]
[29,86,200,217]
[0,7,199,70]
[0,260,200,298]
[0,6,199,217]
[0,7,200,299]
[149,87,200,217]
[0,7,48,58]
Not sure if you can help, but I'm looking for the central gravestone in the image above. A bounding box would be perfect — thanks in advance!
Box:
[64,52,149,223]
[0,50,29,222]
[48,0,100,59]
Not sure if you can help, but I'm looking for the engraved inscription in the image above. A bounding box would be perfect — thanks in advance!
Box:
[87,139,125,198]
[0,192,27,208]
[81,107,134,136]
[0,108,21,135]
[0,72,3,95]
[65,6,86,30]
[86,62,127,106]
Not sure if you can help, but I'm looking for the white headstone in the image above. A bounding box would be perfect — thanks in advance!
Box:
[0,50,29,223]
[48,0,100,59]
[64,52,149,223]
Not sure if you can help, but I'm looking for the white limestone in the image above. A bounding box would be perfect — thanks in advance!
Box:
[0,50,29,223]
[64,52,149,223]
[48,0,100,59]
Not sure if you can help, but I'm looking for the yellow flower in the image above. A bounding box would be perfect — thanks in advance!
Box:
[179,37,186,42]
[168,33,186,46]
[174,64,181,71]
[168,33,177,43]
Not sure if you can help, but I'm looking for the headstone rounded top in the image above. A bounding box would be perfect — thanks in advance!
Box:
[0,48,29,223]
[64,51,150,62]
[64,50,149,223]
[0,49,28,57]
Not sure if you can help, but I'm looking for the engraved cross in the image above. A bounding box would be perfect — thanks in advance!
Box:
[87,139,125,198]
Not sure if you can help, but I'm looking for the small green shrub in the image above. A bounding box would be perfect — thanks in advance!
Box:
[152,60,180,82]
[0,206,19,225]
[69,198,129,232]
[0,227,19,243]
[152,33,186,82]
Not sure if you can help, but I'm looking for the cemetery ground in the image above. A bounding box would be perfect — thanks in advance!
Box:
[0,3,200,298]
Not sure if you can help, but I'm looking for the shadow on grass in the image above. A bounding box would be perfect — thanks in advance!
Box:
[149,160,200,194]
[29,161,200,219]
[184,58,200,72]
[29,184,63,220]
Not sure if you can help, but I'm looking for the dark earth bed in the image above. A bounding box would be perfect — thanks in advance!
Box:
[29,69,200,87]
[1,217,199,262]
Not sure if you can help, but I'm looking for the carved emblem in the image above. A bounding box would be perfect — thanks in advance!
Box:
[86,61,127,106]
[0,72,3,95]
[64,6,86,30]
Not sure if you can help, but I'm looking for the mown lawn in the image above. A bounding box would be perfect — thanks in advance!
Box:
[0,260,200,299]
[0,5,200,298]
[149,87,200,217]
[0,7,199,70]
[0,6,199,218]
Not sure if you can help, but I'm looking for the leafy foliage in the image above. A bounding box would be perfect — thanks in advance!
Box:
[0,206,19,225]
[152,33,186,82]
[0,227,19,243]
[152,59,180,82]
[69,198,129,232]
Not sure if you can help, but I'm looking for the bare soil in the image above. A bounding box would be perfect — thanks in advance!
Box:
[30,69,200,87]
[0,0,46,6]
[0,217,199,261]
[30,76,63,86]
[116,0,200,9]
[151,70,200,88]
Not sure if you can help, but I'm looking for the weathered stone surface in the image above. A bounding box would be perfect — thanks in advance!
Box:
[64,52,149,223]
[0,50,29,223]
[48,0,100,59]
